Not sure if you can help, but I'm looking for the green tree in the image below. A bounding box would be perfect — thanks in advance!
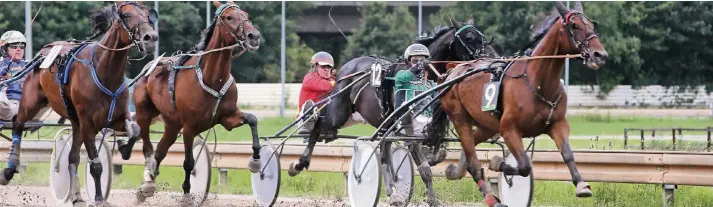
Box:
[343,2,417,60]
[231,1,315,83]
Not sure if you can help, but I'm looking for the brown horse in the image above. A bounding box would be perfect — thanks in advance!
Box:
[0,1,158,205]
[427,2,607,206]
[123,0,261,201]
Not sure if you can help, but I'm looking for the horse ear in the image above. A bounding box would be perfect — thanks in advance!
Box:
[466,16,475,25]
[114,1,122,6]
[226,0,236,5]
[574,1,584,12]
[448,14,462,28]
[554,1,570,17]
[212,1,222,8]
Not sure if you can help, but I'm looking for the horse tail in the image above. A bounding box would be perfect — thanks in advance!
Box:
[425,98,449,147]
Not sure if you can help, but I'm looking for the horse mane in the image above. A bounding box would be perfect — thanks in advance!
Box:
[530,11,560,41]
[416,25,454,47]
[88,3,117,40]
[195,18,217,51]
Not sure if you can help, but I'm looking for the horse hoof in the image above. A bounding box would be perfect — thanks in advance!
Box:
[426,197,441,207]
[576,182,593,197]
[485,194,505,207]
[72,199,87,207]
[248,158,261,173]
[140,181,157,197]
[288,161,301,177]
[388,194,407,207]
[444,164,461,180]
[135,190,148,203]
[0,168,16,185]
[488,155,504,172]
[117,139,133,160]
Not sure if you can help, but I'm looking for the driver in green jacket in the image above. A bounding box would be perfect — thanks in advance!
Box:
[393,43,435,135]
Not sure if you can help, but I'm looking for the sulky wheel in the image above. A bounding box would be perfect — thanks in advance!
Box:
[188,137,212,206]
[498,152,534,207]
[251,143,281,207]
[49,127,73,204]
[347,141,382,207]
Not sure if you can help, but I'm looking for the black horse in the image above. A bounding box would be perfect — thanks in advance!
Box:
[288,17,495,206]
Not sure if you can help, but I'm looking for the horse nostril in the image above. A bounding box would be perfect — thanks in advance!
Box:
[594,51,608,60]
[247,31,260,41]
[143,33,158,42]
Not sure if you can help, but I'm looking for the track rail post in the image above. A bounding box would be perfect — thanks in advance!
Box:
[624,129,629,149]
[662,184,676,207]
[671,129,676,151]
[707,127,711,152]
[113,164,122,175]
[219,168,229,186]
[640,130,645,150]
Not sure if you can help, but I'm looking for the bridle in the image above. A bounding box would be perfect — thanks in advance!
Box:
[561,11,599,64]
[452,24,490,60]
[115,1,157,52]
[214,3,251,51]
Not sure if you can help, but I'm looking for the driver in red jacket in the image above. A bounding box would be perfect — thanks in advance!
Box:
[297,51,336,134]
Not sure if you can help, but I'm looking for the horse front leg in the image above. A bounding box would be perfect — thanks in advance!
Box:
[221,110,261,173]
[116,110,142,160]
[81,125,104,204]
[547,119,592,197]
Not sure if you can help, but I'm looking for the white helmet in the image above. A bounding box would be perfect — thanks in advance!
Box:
[1,31,27,45]
[403,43,430,60]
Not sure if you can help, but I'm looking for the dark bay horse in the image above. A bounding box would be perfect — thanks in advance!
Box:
[428,2,608,206]
[288,17,493,206]
[123,0,261,201]
[0,1,158,205]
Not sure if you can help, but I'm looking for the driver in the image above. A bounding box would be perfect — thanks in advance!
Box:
[393,43,435,135]
[0,31,50,122]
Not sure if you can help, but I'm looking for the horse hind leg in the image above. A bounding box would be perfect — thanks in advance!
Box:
[68,122,85,205]
[407,142,439,207]
[221,110,261,173]
[118,82,153,160]
[0,74,48,185]
[288,127,318,177]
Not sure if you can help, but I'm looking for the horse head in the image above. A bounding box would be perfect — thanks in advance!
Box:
[554,1,608,69]
[212,1,261,51]
[447,15,497,60]
[113,1,159,53]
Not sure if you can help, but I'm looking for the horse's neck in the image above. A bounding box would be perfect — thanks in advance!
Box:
[95,23,130,86]
[527,23,568,96]
[199,27,233,86]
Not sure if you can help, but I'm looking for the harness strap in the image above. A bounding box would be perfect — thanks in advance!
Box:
[516,72,563,126]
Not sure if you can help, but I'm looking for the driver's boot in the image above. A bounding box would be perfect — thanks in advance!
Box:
[297,100,316,142]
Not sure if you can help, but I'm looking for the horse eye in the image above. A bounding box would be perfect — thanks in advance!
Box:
[572,24,579,30]
[226,15,234,21]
